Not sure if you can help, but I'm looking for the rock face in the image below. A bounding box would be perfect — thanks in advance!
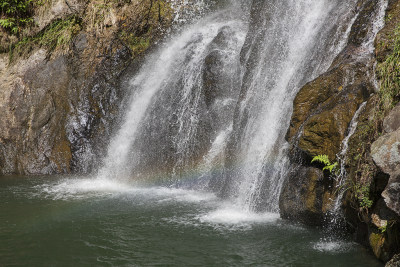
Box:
[0,0,178,175]
[281,0,400,263]
[0,38,134,175]
[281,0,383,223]
[372,104,400,217]
[0,50,72,174]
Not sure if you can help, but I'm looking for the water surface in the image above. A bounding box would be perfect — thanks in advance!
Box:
[0,176,382,266]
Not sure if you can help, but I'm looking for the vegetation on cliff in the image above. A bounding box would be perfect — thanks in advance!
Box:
[2,0,179,60]
[346,4,400,214]
[343,2,400,262]
[9,15,81,60]
[0,0,34,35]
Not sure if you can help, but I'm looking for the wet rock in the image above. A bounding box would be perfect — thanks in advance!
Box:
[370,232,391,262]
[286,0,380,159]
[288,63,371,160]
[202,26,241,130]
[279,166,333,226]
[284,0,383,221]
[286,69,344,142]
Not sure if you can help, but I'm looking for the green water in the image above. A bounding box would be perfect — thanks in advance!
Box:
[0,176,383,266]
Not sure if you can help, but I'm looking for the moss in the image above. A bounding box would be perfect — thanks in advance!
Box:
[8,15,81,61]
[39,16,81,51]
[370,232,386,258]
[117,0,174,58]
[118,31,150,57]
[377,25,400,111]
[346,7,400,213]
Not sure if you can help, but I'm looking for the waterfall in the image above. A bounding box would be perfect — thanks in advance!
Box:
[219,0,360,212]
[97,2,247,183]
[96,0,362,213]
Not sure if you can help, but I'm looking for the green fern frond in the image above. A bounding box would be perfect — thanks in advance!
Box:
[311,154,338,174]
[311,155,331,166]
[323,162,338,173]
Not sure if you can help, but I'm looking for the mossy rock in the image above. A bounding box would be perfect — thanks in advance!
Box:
[375,0,400,63]
[287,62,371,160]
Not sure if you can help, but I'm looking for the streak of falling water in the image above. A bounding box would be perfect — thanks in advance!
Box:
[333,102,367,214]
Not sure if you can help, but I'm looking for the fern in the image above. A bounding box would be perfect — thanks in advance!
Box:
[323,162,338,173]
[311,154,338,174]
[311,154,331,165]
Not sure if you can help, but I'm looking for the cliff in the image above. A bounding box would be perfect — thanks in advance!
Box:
[282,0,400,264]
[0,0,183,174]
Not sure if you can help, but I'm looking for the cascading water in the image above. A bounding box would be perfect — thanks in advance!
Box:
[218,0,361,212]
[97,0,365,214]
[97,1,247,183]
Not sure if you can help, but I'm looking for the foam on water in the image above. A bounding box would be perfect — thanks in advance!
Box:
[312,240,356,253]
[199,205,280,225]
[32,178,216,203]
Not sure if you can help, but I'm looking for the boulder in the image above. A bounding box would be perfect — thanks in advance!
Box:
[383,103,400,134]
[371,129,400,217]
[279,165,334,226]
[371,129,400,175]
[382,173,400,217]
